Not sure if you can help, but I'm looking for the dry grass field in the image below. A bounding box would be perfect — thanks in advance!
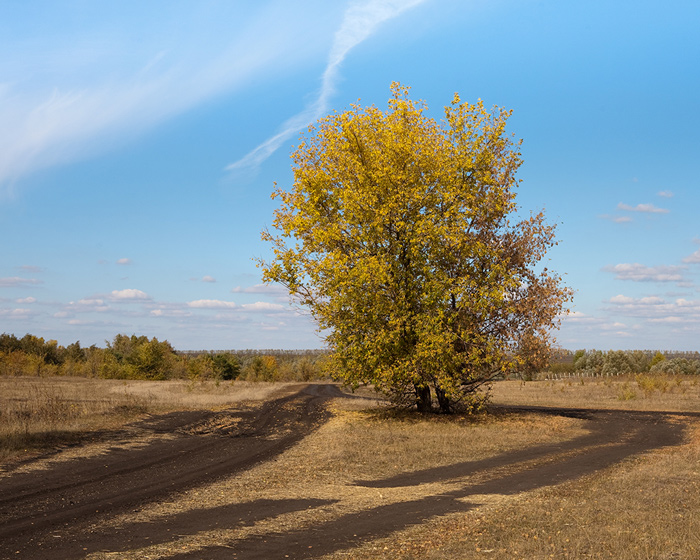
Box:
[490,374,700,412]
[0,376,294,463]
[2,374,699,559]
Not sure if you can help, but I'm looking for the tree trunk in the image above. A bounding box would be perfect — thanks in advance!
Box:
[435,385,451,414]
[415,384,432,412]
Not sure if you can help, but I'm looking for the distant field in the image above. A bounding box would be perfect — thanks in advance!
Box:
[490,374,700,412]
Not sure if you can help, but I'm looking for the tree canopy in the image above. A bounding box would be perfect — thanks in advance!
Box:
[261,83,572,412]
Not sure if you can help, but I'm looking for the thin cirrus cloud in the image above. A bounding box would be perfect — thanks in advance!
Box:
[603,263,686,283]
[599,214,633,223]
[0,2,334,196]
[226,0,427,174]
[617,202,669,214]
[231,283,288,296]
[0,276,43,288]
[188,299,237,309]
[241,301,285,312]
[186,299,285,312]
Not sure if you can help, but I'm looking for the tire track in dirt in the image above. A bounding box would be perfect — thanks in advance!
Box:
[163,409,691,560]
[0,389,694,560]
[0,384,343,560]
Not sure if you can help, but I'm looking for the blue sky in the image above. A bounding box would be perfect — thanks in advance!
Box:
[1,0,699,351]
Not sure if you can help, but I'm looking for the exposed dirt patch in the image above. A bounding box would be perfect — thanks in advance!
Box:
[0,385,693,560]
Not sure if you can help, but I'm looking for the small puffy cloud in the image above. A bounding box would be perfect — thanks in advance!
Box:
[202,275,216,283]
[563,311,594,322]
[0,308,34,318]
[617,202,669,214]
[16,296,37,304]
[609,294,635,304]
[149,305,191,317]
[110,288,150,301]
[606,294,700,323]
[65,297,109,313]
[116,258,132,265]
[657,190,674,198]
[0,276,43,288]
[188,299,237,309]
[603,263,685,283]
[682,249,700,264]
[78,297,105,306]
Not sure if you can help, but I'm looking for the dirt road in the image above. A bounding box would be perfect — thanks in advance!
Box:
[0,384,691,559]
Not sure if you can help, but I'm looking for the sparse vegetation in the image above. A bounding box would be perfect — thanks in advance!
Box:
[0,376,299,463]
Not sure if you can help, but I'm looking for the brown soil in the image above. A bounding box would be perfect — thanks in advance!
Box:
[0,386,692,560]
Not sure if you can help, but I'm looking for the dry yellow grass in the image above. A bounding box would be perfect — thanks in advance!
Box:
[489,375,700,412]
[86,395,588,559]
[325,420,700,560]
[5,375,700,559]
[0,376,298,463]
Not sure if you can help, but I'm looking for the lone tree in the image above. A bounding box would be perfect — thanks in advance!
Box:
[261,83,572,413]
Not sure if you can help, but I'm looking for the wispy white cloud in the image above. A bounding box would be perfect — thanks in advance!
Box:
[241,301,286,312]
[657,190,674,198]
[0,308,35,319]
[188,299,237,309]
[607,294,700,322]
[116,258,132,265]
[0,276,43,288]
[603,263,686,283]
[232,283,288,296]
[0,2,331,196]
[19,265,43,273]
[617,202,669,214]
[226,0,427,174]
[599,214,633,223]
[16,296,37,304]
[201,275,216,283]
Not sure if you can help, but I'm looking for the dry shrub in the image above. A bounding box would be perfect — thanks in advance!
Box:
[635,373,670,396]
[617,383,637,401]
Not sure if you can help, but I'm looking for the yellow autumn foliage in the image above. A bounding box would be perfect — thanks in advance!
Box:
[260,83,572,412]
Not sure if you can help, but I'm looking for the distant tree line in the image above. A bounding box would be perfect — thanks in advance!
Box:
[0,333,328,382]
[3,333,698,382]
[541,349,700,379]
